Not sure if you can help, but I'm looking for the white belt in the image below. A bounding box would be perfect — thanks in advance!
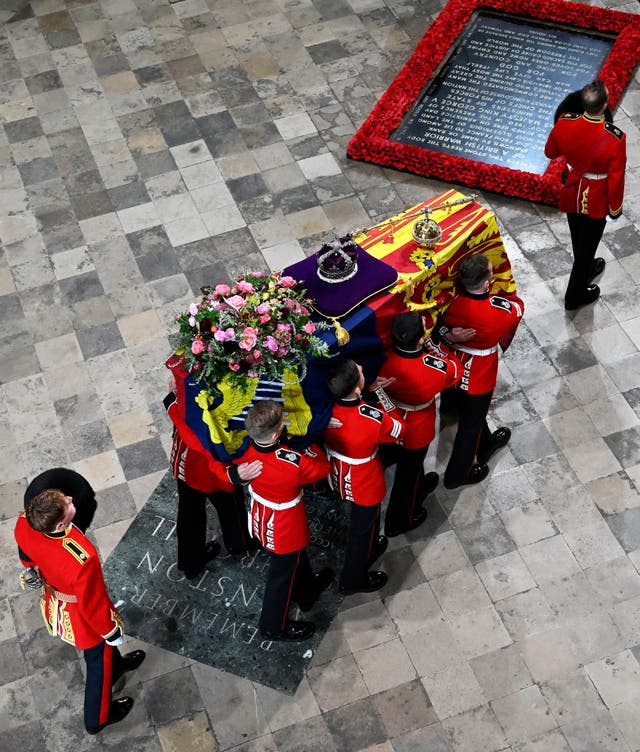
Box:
[326,447,378,465]
[568,165,607,180]
[249,487,303,511]
[454,345,498,356]
[393,398,434,412]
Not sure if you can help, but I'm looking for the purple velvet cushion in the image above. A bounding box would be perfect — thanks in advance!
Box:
[283,245,398,318]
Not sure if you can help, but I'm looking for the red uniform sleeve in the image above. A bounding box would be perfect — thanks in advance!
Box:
[378,411,405,445]
[298,445,330,485]
[608,134,626,218]
[498,294,525,352]
[544,122,561,161]
[74,555,123,640]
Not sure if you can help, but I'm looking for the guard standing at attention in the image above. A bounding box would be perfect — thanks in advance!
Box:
[238,400,334,642]
[544,79,626,310]
[378,312,463,536]
[437,254,524,489]
[324,359,405,595]
[164,386,262,580]
[14,490,145,734]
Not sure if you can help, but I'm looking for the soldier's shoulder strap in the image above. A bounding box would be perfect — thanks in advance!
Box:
[62,536,91,565]
[560,112,580,120]
[604,122,624,140]
[359,404,383,422]
[275,447,301,466]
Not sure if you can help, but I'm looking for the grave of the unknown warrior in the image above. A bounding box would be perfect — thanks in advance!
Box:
[392,10,615,173]
[102,472,347,693]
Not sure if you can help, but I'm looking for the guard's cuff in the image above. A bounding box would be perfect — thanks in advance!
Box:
[431,324,451,346]
[163,392,176,412]
[608,206,622,219]
[227,465,245,486]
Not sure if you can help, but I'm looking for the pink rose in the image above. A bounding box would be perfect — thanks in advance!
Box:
[188,316,196,327]
[279,276,296,287]
[264,335,279,352]
[236,280,255,294]
[239,326,258,351]
[226,295,246,309]
[214,284,231,297]
[229,361,240,372]
[303,322,316,334]
[191,338,205,355]
[277,323,292,332]
[214,327,235,342]
[189,303,199,316]
[259,313,271,324]
[255,302,270,315]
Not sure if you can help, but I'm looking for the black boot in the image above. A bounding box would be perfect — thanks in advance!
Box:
[86,697,133,734]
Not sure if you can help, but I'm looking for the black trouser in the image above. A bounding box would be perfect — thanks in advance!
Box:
[444,390,493,487]
[84,642,124,730]
[340,502,381,591]
[176,480,251,574]
[385,445,429,534]
[259,547,314,634]
[565,212,607,306]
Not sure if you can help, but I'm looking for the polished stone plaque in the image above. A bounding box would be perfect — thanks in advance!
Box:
[391,11,615,174]
[103,471,347,693]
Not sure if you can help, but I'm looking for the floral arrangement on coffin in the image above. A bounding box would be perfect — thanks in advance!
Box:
[174,271,330,394]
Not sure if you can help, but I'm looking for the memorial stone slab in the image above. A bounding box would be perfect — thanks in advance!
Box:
[392,11,615,174]
[103,471,347,693]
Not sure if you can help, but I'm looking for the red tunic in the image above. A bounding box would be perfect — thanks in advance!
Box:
[14,514,123,649]
[379,349,463,449]
[324,399,404,506]
[235,442,330,554]
[165,391,235,494]
[443,291,524,394]
[544,112,626,218]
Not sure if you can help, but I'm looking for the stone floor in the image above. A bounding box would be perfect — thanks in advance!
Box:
[1,0,640,749]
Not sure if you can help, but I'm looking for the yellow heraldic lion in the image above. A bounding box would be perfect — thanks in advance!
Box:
[195,368,314,456]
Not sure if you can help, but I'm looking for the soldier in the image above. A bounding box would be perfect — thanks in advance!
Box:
[437,254,524,489]
[14,490,145,734]
[544,79,626,310]
[164,387,261,580]
[238,400,334,641]
[324,359,405,595]
[378,312,463,536]
[24,467,97,534]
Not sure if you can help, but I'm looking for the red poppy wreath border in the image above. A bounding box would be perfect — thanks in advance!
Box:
[346,0,640,204]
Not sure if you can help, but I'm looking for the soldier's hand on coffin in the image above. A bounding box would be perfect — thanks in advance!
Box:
[447,326,476,343]
[369,375,396,390]
[238,460,263,482]
[327,417,343,429]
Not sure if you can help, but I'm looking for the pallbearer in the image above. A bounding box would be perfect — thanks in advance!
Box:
[324,359,405,595]
[436,254,524,489]
[378,312,463,536]
[164,384,261,580]
[238,400,334,641]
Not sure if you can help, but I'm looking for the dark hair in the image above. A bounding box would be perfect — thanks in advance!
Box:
[326,359,360,400]
[581,80,608,116]
[458,254,490,291]
[245,400,283,443]
[26,489,66,533]
[392,312,424,349]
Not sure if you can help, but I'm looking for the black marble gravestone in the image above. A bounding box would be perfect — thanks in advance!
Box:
[103,472,347,693]
[392,10,615,174]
